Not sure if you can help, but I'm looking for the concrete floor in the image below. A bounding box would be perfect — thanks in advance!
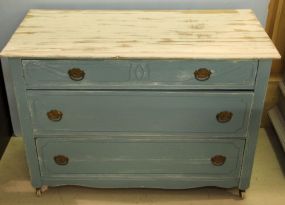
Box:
[0,128,285,205]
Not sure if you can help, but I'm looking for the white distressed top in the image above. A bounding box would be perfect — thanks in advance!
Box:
[0,9,280,59]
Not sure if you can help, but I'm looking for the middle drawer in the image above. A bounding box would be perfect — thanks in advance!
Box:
[28,91,253,137]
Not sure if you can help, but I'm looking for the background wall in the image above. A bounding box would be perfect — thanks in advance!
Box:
[0,0,271,135]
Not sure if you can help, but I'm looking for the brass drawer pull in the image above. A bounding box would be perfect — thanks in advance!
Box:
[47,109,63,121]
[211,155,226,166]
[194,68,212,81]
[216,111,233,123]
[68,68,85,81]
[54,155,69,166]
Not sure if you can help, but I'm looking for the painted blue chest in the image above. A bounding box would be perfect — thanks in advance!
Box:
[0,9,280,197]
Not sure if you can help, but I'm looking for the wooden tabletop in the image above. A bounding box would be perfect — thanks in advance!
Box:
[0,9,280,59]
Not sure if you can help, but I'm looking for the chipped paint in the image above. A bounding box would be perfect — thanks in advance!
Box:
[0,9,280,59]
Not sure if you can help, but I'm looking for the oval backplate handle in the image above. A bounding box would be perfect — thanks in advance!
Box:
[216,111,233,123]
[54,155,69,166]
[211,155,226,166]
[47,109,63,121]
[68,68,85,81]
[194,68,212,81]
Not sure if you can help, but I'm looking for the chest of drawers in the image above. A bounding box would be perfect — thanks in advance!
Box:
[0,9,280,196]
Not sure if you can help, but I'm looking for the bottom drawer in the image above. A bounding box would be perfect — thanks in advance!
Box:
[36,137,245,179]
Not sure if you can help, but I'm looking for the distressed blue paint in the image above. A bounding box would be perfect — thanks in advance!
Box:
[6,58,42,188]
[36,137,244,188]
[27,90,253,136]
[41,176,240,189]
[239,60,272,190]
[22,60,258,90]
[5,58,272,191]
[37,138,244,176]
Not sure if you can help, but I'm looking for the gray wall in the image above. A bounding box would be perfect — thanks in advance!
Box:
[0,0,270,136]
[0,0,270,50]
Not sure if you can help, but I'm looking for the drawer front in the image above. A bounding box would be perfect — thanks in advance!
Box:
[28,91,253,137]
[22,60,257,90]
[36,137,244,177]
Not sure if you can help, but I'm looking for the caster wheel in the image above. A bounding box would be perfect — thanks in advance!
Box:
[239,189,246,199]
[35,186,48,197]
[41,185,48,193]
[35,188,42,197]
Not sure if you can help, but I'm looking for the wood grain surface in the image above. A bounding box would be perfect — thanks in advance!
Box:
[0,9,280,59]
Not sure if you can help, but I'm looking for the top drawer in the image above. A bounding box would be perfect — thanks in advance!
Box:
[22,60,258,90]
